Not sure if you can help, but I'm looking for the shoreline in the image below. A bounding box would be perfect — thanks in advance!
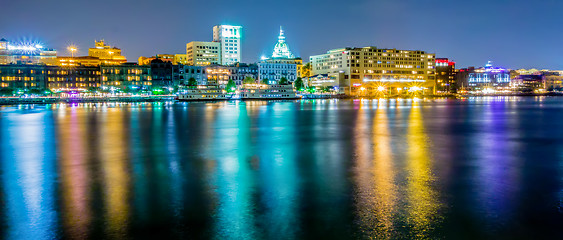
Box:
[1,93,562,105]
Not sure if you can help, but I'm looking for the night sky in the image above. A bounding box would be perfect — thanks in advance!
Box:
[1,0,562,69]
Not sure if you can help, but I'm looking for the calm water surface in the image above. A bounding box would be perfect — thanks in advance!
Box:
[0,97,562,239]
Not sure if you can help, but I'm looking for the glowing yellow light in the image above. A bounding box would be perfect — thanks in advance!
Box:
[377,86,385,91]
[360,87,366,91]
[67,45,78,57]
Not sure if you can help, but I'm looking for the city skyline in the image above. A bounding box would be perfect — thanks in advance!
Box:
[1,0,562,69]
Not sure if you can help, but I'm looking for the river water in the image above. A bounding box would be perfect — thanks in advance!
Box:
[0,97,562,239]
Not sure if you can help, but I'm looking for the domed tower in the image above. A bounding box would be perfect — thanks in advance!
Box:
[272,26,295,59]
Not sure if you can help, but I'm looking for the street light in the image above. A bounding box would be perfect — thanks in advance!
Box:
[67,46,77,58]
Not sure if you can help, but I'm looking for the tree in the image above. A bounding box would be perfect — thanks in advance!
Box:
[307,86,316,93]
[152,87,164,95]
[279,77,288,85]
[243,76,255,84]
[226,79,236,92]
[87,87,100,93]
[0,88,14,96]
[301,63,312,78]
[29,88,44,95]
[294,77,304,91]
[261,78,269,85]
[187,77,198,88]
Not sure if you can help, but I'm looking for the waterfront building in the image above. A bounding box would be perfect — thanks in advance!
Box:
[1,64,102,90]
[213,25,242,65]
[258,27,300,84]
[150,59,177,88]
[0,64,48,89]
[457,61,511,91]
[186,41,221,66]
[88,40,127,65]
[181,65,208,85]
[234,63,259,84]
[511,75,544,92]
[0,38,57,65]
[205,63,258,86]
[435,58,456,93]
[306,73,345,92]
[1,62,155,92]
[258,62,297,84]
[510,70,563,91]
[310,47,436,95]
[101,63,151,90]
[543,73,563,90]
[47,65,101,90]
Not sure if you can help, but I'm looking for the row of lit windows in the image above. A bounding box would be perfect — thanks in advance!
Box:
[1,76,37,81]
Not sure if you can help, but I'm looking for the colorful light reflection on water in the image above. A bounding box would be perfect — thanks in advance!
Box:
[0,98,562,239]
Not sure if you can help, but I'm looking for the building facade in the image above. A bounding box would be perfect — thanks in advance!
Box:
[0,38,57,65]
[47,66,101,90]
[100,64,151,90]
[457,61,511,91]
[258,27,300,84]
[0,64,48,89]
[511,75,543,92]
[306,73,345,92]
[213,25,242,65]
[56,56,101,67]
[88,40,127,65]
[435,58,456,93]
[543,73,563,90]
[258,62,297,84]
[310,47,436,95]
[205,64,258,86]
[186,41,220,66]
[181,65,208,85]
[174,54,188,65]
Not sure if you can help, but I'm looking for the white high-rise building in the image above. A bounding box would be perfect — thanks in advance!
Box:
[213,25,242,66]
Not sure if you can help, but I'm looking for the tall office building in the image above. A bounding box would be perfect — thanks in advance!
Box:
[213,25,242,66]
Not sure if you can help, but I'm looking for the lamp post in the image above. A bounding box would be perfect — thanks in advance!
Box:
[67,46,77,58]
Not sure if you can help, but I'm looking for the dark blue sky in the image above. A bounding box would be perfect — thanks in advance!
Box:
[1,0,562,69]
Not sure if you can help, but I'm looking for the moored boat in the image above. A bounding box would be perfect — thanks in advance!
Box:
[177,86,233,101]
[239,84,299,100]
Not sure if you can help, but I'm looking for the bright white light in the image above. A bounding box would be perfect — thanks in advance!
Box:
[35,44,43,49]
[8,45,37,51]
[409,86,422,92]
[483,88,495,94]
[377,86,385,91]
